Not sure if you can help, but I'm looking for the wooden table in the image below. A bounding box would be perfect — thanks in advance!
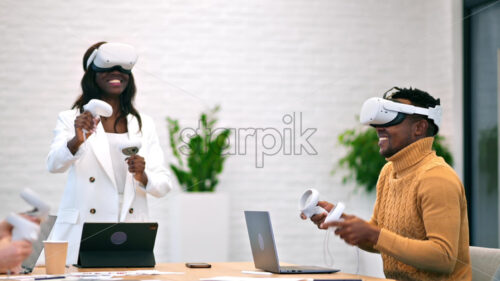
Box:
[28,262,391,280]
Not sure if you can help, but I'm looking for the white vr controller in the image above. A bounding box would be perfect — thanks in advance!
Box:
[299,188,345,224]
[7,188,50,242]
[21,188,50,221]
[83,99,113,118]
[82,99,113,142]
[324,202,345,224]
[119,139,142,156]
[299,189,327,218]
[7,213,39,242]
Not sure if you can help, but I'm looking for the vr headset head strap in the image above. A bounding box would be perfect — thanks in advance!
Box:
[382,100,441,128]
[360,97,442,131]
[86,49,98,70]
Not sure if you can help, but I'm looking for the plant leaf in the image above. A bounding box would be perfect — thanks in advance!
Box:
[334,127,453,193]
[167,106,231,192]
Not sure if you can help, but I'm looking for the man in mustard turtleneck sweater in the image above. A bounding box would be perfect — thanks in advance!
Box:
[302,88,471,280]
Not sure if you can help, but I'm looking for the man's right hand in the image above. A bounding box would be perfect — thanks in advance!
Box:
[300,201,334,230]
[0,240,32,274]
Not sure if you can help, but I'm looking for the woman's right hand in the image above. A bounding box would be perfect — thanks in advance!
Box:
[67,111,100,154]
[74,111,99,142]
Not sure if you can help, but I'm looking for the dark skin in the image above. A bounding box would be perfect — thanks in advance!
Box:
[67,70,148,186]
[301,98,430,251]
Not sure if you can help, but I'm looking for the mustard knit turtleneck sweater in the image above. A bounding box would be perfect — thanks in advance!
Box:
[369,137,471,281]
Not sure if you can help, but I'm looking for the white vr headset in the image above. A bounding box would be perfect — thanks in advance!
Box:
[86,43,138,74]
[360,97,442,131]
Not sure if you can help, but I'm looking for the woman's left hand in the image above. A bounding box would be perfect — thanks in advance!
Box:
[126,155,148,186]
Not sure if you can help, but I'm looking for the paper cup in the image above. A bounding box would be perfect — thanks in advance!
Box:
[44,241,68,275]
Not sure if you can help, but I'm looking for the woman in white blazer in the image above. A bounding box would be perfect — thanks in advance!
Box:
[47,42,171,264]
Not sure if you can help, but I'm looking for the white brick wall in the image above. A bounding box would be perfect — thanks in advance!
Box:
[0,0,462,277]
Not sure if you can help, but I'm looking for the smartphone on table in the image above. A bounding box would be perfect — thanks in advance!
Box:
[185,262,212,268]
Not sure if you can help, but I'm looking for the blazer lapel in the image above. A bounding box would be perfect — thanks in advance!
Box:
[89,121,117,190]
[120,115,142,221]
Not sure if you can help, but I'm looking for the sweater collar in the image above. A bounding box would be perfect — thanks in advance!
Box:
[387,137,434,173]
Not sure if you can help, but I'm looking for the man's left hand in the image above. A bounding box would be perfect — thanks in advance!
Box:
[322,214,380,247]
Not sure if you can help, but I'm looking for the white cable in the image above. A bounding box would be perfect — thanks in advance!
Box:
[323,228,332,267]
[355,246,360,275]
[299,189,358,272]
[323,230,361,275]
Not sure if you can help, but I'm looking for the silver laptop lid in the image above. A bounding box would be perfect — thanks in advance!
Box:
[244,211,281,273]
[21,215,57,272]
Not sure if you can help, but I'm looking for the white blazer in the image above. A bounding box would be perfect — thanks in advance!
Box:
[47,109,172,264]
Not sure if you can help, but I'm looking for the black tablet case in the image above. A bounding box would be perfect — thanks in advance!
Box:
[77,222,158,268]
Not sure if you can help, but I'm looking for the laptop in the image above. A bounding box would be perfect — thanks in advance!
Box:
[76,222,158,268]
[244,211,339,274]
[20,215,57,274]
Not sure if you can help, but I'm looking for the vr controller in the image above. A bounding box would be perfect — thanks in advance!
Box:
[324,202,345,224]
[119,139,142,156]
[299,188,327,218]
[83,99,113,118]
[21,188,50,221]
[81,99,113,142]
[7,213,40,242]
[299,188,345,224]
[6,188,50,241]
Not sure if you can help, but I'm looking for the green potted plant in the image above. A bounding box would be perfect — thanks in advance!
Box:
[334,125,454,193]
[165,106,231,262]
[167,106,231,192]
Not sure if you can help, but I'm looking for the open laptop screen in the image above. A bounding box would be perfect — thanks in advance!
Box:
[244,211,282,273]
[21,215,57,273]
[244,211,339,274]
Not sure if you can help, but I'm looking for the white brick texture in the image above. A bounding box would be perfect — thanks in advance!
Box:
[0,0,462,277]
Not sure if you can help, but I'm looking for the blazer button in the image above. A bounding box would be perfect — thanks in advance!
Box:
[89,177,95,183]
[129,208,134,214]
[90,208,96,214]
